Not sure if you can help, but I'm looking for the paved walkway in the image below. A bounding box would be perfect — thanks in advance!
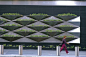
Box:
[0,49,85,57]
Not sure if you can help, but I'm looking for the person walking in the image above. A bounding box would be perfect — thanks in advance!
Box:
[60,36,69,54]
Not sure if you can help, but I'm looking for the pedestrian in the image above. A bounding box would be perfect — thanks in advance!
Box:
[60,36,69,54]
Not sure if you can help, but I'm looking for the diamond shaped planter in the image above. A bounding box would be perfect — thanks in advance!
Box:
[28,15,50,21]
[1,37,22,42]
[1,26,22,31]
[41,21,63,26]
[55,16,78,21]
[0,31,8,35]
[28,26,49,31]
[69,32,80,37]
[14,21,36,26]
[1,15,22,20]
[0,20,8,25]
[27,37,49,42]
[55,27,77,32]
[55,38,77,42]
[14,32,36,36]
[41,32,64,37]
[69,22,80,26]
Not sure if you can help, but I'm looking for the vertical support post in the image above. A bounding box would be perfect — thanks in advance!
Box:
[38,46,42,56]
[0,45,4,55]
[0,45,2,55]
[75,46,79,57]
[56,46,60,56]
[1,45,4,55]
[19,45,23,55]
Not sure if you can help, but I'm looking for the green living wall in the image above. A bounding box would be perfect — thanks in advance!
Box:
[0,5,86,51]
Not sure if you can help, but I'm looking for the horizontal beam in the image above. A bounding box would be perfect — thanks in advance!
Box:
[0,0,85,1]
[0,1,86,6]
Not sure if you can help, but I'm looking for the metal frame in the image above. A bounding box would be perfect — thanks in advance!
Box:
[0,1,86,6]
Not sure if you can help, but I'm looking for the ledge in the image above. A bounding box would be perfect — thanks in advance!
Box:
[0,1,86,6]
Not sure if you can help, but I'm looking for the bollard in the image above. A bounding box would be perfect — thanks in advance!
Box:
[38,46,42,56]
[75,46,79,57]
[0,45,4,55]
[1,45,4,55]
[19,45,23,55]
[56,46,60,56]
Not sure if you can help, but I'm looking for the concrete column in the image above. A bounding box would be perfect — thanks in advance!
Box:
[56,46,60,56]
[0,45,4,55]
[75,46,79,57]
[38,46,42,56]
[19,45,23,55]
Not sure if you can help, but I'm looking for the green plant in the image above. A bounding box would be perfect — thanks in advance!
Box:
[46,30,62,32]
[83,47,86,49]
[16,29,36,32]
[79,46,81,49]
[29,13,48,16]
[30,35,49,37]
[58,36,74,38]
[3,44,6,46]
[57,13,77,16]
[2,13,22,15]
[13,45,16,47]
[4,24,22,26]
[53,47,55,48]
[43,45,45,48]
[67,47,70,49]
[16,45,19,47]
[30,24,49,27]
[70,45,74,48]
[9,45,12,47]
[44,19,62,21]
[59,25,73,27]
[2,34,21,37]
[0,19,7,21]
[0,29,6,31]
[16,19,35,21]
[23,46,25,47]
[50,45,53,48]
[26,46,29,47]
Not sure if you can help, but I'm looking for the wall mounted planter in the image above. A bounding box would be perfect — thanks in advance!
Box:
[69,22,80,26]
[55,27,77,32]
[41,32,63,37]
[69,32,80,37]
[41,21,63,26]
[0,20,8,25]
[28,26,49,31]
[1,37,22,42]
[0,31,7,35]
[27,37,49,42]
[55,38,77,42]
[14,31,36,36]
[1,26,22,31]
[55,16,78,21]
[28,15,50,21]
[1,15,23,20]
[14,21,36,26]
